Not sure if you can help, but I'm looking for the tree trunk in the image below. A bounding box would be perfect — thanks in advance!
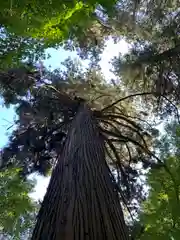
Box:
[31,104,129,240]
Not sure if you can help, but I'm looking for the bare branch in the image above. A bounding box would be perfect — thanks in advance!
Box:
[101,92,153,112]
[101,113,144,131]
[162,95,180,124]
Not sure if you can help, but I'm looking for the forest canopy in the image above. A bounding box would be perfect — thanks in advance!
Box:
[0,0,180,239]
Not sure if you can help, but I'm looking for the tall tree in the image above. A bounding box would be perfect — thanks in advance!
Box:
[32,103,129,239]
[0,60,156,239]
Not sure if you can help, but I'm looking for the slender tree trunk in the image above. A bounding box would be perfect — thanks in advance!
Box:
[31,104,129,240]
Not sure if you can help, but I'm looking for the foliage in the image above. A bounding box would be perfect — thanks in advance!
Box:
[0,167,39,239]
[0,0,117,38]
[0,0,119,67]
[0,28,46,70]
[135,123,180,240]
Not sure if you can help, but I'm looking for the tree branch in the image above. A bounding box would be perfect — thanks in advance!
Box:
[101,92,153,112]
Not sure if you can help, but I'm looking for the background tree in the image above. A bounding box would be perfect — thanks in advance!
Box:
[0,166,39,239]
[130,122,180,240]
[0,28,46,69]
[108,1,180,120]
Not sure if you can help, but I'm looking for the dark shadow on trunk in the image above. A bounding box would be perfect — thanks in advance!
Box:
[31,104,129,240]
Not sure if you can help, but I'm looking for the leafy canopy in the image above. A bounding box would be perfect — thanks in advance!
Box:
[0,0,117,45]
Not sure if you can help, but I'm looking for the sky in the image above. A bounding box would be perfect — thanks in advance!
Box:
[0,104,17,148]
[0,38,129,200]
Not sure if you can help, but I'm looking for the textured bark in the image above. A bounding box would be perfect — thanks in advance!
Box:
[31,104,129,240]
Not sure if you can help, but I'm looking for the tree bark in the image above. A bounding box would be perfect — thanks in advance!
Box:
[31,104,129,240]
